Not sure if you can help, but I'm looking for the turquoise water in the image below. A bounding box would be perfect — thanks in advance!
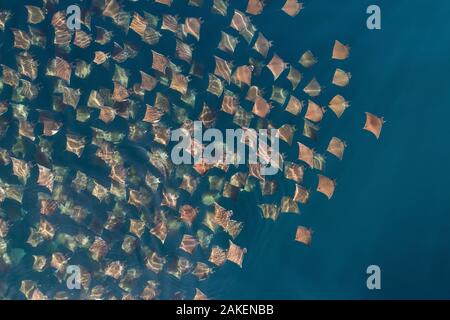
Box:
[1,0,450,299]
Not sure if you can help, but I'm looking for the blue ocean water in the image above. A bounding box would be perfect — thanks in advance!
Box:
[211,0,450,299]
[0,0,449,300]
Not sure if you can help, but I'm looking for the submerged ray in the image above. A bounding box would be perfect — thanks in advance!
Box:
[363,112,385,139]
[332,40,350,60]
[282,0,303,17]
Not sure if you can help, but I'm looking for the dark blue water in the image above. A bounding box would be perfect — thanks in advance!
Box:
[1,0,450,299]
[209,0,450,299]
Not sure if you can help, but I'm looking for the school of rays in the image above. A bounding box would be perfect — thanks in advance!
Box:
[0,0,384,300]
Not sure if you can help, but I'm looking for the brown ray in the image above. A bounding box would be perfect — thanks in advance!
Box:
[0,218,9,238]
[47,57,71,83]
[0,11,11,31]
[316,174,335,199]
[284,161,304,183]
[74,30,92,49]
[170,73,189,95]
[332,68,351,87]
[150,221,168,244]
[299,50,317,68]
[140,281,159,300]
[230,10,249,32]
[363,112,384,139]
[267,54,287,80]
[179,234,198,254]
[155,0,173,6]
[282,0,303,17]
[109,163,126,185]
[32,255,47,272]
[253,32,272,58]
[192,263,212,281]
[161,189,179,209]
[1,65,19,87]
[37,165,54,192]
[130,12,147,36]
[39,198,58,216]
[329,94,349,118]
[258,204,279,221]
[207,73,224,97]
[213,203,232,230]
[218,32,238,54]
[327,137,346,160]
[99,106,116,123]
[162,14,178,33]
[303,77,321,97]
[93,51,109,65]
[212,0,228,16]
[12,29,31,50]
[62,86,81,108]
[143,26,161,45]
[293,184,310,203]
[332,40,350,60]
[287,66,302,89]
[95,26,113,45]
[270,86,288,105]
[297,142,314,168]
[129,219,145,239]
[51,11,66,29]
[152,123,171,146]
[214,56,233,83]
[175,40,193,63]
[252,97,271,118]
[285,95,303,116]
[104,261,124,280]
[38,219,55,240]
[280,196,299,214]
[142,105,164,123]
[180,174,198,195]
[140,71,158,91]
[185,17,202,41]
[221,91,239,115]
[295,226,312,245]
[54,27,72,47]
[16,52,38,80]
[112,82,129,102]
[229,172,247,189]
[19,120,35,141]
[226,220,244,239]
[180,205,198,226]
[278,124,295,145]
[246,0,264,15]
[0,147,10,165]
[11,157,30,183]
[50,252,67,272]
[92,181,109,202]
[245,86,263,102]
[89,237,109,262]
[305,99,325,122]
[66,134,85,157]
[151,50,168,74]
[145,252,166,274]
[198,104,215,128]
[226,240,246,267]
[232,65,252,87]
